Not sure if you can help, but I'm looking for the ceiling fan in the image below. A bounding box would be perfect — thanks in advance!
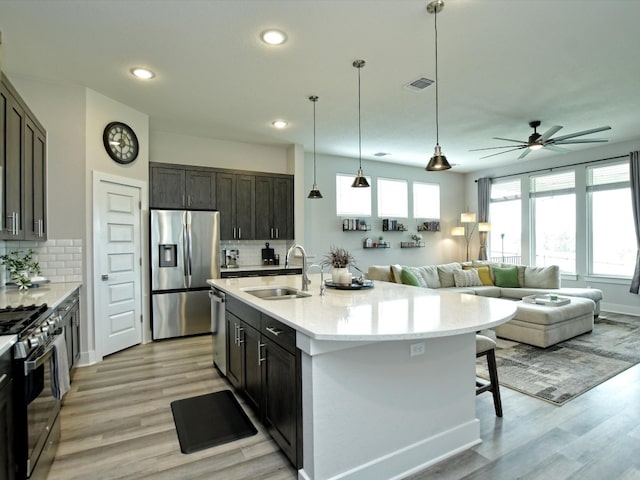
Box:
[470,120,612,160]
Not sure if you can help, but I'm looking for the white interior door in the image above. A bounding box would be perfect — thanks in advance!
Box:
[94,177,142,357]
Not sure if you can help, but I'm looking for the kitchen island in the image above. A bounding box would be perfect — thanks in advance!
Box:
[208,274,517,480]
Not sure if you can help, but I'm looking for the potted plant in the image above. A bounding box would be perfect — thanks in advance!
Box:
[0,249,41,290]
[322,246,356,283]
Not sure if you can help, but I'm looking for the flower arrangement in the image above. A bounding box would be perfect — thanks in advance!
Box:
[321,246,356,269]
[0,249,41,290]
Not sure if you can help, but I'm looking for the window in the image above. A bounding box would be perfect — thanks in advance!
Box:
[588,162,634,276]
[377,178,408,218]
[413,182,440,219]
[530,171,576,272]
[336,174,371,216]
[489,179,521,263]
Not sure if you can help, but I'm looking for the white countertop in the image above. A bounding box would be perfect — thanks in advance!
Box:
[0,335,16,356]
[207,274,517,341]
[0,282,82,310]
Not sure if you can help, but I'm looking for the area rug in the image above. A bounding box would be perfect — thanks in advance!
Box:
[476,314,640,405]
[171,390,257,454]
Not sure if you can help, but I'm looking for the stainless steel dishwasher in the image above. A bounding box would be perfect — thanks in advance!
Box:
[209,287,226,375]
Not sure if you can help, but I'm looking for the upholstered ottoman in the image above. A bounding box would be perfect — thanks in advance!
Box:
[495,297,595,348]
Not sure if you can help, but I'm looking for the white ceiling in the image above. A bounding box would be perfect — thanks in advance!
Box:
[1,0,639,173]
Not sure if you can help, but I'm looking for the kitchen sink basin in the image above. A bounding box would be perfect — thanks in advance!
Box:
[243,286,311,300]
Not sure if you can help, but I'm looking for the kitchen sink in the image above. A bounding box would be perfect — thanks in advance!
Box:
[243,286,311,300]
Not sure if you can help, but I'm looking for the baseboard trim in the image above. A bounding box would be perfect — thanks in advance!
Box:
[297,419,480,480]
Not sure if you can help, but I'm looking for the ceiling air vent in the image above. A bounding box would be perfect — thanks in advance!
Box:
[404,77,434,92]
[374,152,390,157]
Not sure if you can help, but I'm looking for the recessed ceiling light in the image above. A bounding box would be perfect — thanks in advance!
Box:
[272,120,288,129]
[261,29,287,46]
[130,67,155,80]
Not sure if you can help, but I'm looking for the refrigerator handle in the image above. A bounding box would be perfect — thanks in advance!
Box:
[185,212,193,288]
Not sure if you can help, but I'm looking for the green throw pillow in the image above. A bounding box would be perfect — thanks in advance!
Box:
[400,268,421,287]
[492,266,520,288]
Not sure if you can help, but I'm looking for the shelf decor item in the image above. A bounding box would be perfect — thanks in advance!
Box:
[322,246,356,283]
[0,249,42,290]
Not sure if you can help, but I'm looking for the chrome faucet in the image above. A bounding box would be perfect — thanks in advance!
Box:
[306,264,326,296]
[285,244,310,291]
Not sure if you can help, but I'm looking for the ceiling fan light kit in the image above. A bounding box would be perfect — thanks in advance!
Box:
[425,0,452,172]
[471,119,612,160]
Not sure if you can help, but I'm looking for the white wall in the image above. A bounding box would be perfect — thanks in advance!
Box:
[463,139,640,314]
[85,89,150,359]
[150,130,291,174]
[303,152,467,271]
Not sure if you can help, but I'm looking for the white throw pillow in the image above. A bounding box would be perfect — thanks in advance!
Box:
[437,262,462,288]
[524,265,560,288]
[453,268,483,287]
[414,265,441,288]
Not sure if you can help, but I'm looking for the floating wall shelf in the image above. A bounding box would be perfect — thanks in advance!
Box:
[400,241,425,248]
[417,221,441,232]
[342,218,371,231]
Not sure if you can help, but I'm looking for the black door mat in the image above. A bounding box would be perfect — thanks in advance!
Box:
[170,390,257,454]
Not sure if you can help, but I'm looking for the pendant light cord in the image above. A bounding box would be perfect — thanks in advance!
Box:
[434,3,440,146]
[313,98,317,183]
[357,65,362,168]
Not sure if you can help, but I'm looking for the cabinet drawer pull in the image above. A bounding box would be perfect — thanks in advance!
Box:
[258,342,266,365]
[237,326,245,345]
[0,373,7,387]
[265,326,282,336]
[238,227,241,239]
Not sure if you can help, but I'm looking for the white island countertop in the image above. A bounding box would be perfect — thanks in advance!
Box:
[207,274,517,341]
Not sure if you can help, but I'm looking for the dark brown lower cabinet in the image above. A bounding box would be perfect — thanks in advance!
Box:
[262,336,299,464]
[225,298,301,468]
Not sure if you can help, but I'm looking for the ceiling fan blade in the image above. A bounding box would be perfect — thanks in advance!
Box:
[492,137,528,144]
[552,138,609,145]
[539,125,562,142]
[543,144,571,153]
[469,145,528,152]
[549,126,611,142]
[518,148,532,159]
[479,146,527,159]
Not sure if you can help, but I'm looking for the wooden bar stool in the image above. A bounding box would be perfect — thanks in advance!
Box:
[476,334,503,417]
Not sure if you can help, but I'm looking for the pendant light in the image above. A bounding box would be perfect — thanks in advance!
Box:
[425,0,452,172]
[307,95,323,199]
[351,59,370,188]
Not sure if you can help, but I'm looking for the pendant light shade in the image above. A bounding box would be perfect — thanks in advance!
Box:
[425,0,452,172]
[352,59,370,188]
[307,95,323,199]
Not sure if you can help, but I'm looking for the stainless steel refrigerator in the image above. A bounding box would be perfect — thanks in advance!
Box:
[151,209,220,340]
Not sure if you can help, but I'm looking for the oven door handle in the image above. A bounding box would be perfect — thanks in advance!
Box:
[23,337,59,376]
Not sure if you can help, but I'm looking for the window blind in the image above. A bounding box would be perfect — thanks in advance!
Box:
[491,179,520,202]
[530,171,575,198]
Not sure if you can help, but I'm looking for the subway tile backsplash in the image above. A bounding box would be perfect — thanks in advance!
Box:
[0,239,83,284]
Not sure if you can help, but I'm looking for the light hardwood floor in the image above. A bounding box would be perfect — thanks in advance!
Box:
[48,313,640,480]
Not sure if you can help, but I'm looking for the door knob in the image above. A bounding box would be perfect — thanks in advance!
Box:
[101,274,109,281]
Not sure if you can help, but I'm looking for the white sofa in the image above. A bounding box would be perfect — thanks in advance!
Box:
[366,261,603,314]
[366,262,603,347]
